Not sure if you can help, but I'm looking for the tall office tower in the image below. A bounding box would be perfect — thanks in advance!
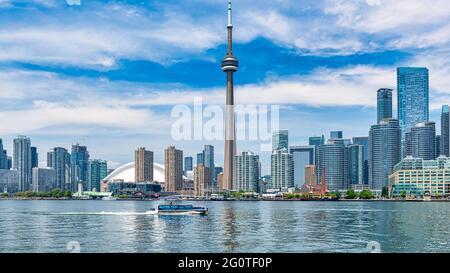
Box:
[88,159,107,191]
[348,144,364,185]
[377,88,393,123]
[304,165,316,187]
[203,145,216,188]
[352,137,369,184]
[214,166,223,182]
[135,147,153,182]
[309,135,325,147]
[31,147,38,168]
[436,135,441,157]
[270,148,294,189]
[13,136,32,192]
[409,122,436,160]
[0,139,7,169]
[165,146,183,192]
[48,147,71,190]
[197,152,204,165]
[397,67,429,156]
[236,151,260,192]
[441,105,449,156]
[369,118,401,191]
[71,144,90,191]
[222,0,238,191]
[184,156,193,175]
[32,167,56,192]
[316,139,349,192]
[289,146,314,187]
[194,164,211,197]
[272,129,289,151]
[330,131,343,139]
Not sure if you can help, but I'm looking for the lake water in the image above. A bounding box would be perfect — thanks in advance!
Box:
[0,200,449,253]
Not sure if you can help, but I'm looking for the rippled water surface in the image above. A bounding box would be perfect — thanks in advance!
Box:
[0,200,449,253]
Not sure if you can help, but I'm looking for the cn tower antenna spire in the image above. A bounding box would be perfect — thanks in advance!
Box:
[228,0,232,28]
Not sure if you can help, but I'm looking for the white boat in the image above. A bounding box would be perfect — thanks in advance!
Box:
[102,196,117,201]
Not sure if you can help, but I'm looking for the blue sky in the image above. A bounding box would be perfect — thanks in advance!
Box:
[0,0,449,174]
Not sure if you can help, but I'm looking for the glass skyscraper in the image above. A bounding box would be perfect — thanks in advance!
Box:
[184,156,193,175]
[316,139,348,191]
[88,159,107,191]
[352,136,369,184]
[441,105,449,156]
[48,147,71,190]
[330,131,343,139]
[31,147,38,169]
[203,145,215,188]
[369,118,401,191]
[0,139,8,170]
[289,146,314,187]
[377,88,393,123]
[397,67,429,156]
[71,144,90,191]
[272,129,289,151]
[408,122,436,160]
[309,135,325,147]
[348,144,364,185]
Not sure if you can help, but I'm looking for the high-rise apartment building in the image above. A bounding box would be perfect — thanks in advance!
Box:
[377,88,393,123]
[164,146,183,192]
[194,164,211,197]
[441,105,449,156]
[369,118,401,191]
[236,151,260,192]
[88,159,108,191]
[71,143,89,191]
[48,147,71,190]
[31,147,38,169]
[316,139,349,191]
[32,167,56,192]
[408,122,436,160]
[13,136,32,191]
[135,147,153,182]
[352,136,369,184]
[203,145,215,188]
[348,144,364,185]
[270,148,294,189]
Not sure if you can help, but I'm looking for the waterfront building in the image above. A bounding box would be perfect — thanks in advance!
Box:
[184,156,193,176]
[330,131,343,139]
[164,146,183,192]
[48,147,71,190]
[369,118,401,191]
[348,144,364,185]
[0,169,20,193]
[203,145,216,188]
[31,147,38,169]
[236,151,260,192]
[441,105,449,156]
[397,67,429,156]
[272,129,289,151]
[88,159,108,191]
[194,164,211,197]
[389,156,450,197]
[135,147,153,182]
[316,139,349,192]
[352,136,369,184]
[289,146,314,187]
[32,167,56,192]
[408,122,436,160]
[222,0,238,192]
[270,148,294,189]
[13,136,32,192]
[377,88,393,123]
[71,144,90,191]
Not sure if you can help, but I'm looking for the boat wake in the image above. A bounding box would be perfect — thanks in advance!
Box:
[48,210,158,216]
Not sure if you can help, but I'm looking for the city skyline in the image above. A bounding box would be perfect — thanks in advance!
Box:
[0,0,450,175]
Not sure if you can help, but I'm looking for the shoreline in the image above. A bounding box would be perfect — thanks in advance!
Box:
[1,197,449,202]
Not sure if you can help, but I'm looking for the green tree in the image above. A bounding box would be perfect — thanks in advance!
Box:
[400,191,407,198]
[359,189,374,199]
[345,189,357,199]
[381,187,389,198]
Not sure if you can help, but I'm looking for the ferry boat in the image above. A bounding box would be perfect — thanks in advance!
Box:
[157,203,208,215]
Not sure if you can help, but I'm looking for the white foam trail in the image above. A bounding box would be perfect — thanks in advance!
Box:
[50,210,158,216]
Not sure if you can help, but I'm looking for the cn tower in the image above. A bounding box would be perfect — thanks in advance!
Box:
[221,0,238,191]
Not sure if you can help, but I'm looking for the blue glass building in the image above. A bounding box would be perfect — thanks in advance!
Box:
[397,67,429,156]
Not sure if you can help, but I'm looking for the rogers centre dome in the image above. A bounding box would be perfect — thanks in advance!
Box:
[104,162,188,183]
